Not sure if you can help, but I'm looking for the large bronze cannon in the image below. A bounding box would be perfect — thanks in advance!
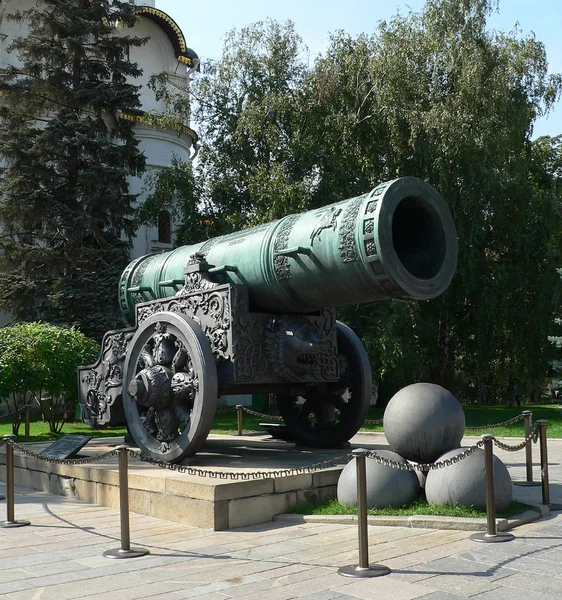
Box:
[78,177,458,463]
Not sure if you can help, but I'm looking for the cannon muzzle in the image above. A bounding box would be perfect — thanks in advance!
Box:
[119,177,457,324]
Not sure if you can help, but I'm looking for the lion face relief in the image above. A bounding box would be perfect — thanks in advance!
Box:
[264,316,332,381]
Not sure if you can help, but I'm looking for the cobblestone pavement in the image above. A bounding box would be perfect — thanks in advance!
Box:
[0,432,561,599]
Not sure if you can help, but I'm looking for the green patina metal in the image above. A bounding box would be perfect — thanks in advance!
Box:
[80,176,458,463]
[119,177,457,326]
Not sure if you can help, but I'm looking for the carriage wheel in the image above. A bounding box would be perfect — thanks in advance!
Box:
[123,311,217,463]
[275,321,372,448]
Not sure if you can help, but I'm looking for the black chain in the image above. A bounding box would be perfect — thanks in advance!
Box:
[363,441,486,472]
[491,425,539,452]
[0,404,32,421]
[131,449,352,479]
[1,437,118,465]
[467,414,525,431]
[241,407,283,421]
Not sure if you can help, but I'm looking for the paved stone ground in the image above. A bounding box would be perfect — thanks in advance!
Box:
[0,432,561,599]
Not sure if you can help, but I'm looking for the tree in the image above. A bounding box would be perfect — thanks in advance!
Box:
[136,155,216,246]
[191,2,562,403]
[0,0,147,340]
[193,19,314,231]
[0,322,99,434]
[134,74,216,247]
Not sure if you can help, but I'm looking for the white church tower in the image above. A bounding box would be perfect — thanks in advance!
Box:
[0,0,199,258]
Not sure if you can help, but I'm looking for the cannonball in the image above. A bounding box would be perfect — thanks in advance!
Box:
[409,462,427,489]
[425,447,512,512]
[337,449,420,509]
[384,383,465,463]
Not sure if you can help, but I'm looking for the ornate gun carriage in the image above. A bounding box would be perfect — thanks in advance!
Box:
[78,177,458,463]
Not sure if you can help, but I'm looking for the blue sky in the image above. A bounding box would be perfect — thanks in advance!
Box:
[158,0,562,138]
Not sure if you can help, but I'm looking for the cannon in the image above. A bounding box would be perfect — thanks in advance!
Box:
[78,176,458,463]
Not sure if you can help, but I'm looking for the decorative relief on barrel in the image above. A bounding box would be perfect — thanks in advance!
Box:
[339,197,363,263]
[363,218,374,235]
[365,240,378,257]
[119,256,143,313]
[273,214,300,281]
[310,206,342,246]
[370,181,392,198]
[130,255,158,304]
[131,255,154,288]
[198,237,219,256]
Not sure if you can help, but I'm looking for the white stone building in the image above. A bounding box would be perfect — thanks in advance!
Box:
[0,0,199,259]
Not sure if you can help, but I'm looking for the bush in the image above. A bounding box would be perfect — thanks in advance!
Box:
[0,323,99,433]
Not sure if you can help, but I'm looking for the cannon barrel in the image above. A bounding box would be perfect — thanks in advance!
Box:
[119,177,457,325]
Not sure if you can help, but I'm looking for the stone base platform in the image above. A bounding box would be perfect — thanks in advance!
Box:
[0,433,387,530]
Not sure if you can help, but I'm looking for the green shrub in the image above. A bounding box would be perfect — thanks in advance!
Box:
[0,322,99,433]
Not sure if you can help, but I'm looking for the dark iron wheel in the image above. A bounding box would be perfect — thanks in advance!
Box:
[123,311,217,463]
[275,321,372,447]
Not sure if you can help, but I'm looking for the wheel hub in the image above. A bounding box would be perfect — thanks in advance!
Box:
[128,365,174,410]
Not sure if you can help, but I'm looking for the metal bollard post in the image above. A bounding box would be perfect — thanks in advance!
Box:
[537,420,549,505]
[0,435,30,528]
[24,406,31,442]
[514,411,540,487]
[471,436,514,543]
[103,446,149,559]
[338,449,390,577]
[236,405,243,436]
[536,419,562,511]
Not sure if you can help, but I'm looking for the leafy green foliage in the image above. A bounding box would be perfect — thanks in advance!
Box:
[192,2,562,403]
[136,156,216,246]
[0,322,99,433]
[193,19,314,231]
[0,0,147,340]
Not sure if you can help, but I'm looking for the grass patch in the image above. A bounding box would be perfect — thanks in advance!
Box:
[0,419,128,443]
[214,403,562,438]
[292,498,531,519]
[211,410,264,435]
[359,404,562,437]
[3,403,561,443]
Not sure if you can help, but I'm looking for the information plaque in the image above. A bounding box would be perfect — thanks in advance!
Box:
[39,435,92,459]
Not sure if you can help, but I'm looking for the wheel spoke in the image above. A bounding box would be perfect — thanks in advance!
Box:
[329,393,349,415]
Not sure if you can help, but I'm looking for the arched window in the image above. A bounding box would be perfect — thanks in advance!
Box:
[158,210,171,244]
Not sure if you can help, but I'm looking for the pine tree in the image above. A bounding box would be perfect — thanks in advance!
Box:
[0,0,147,339]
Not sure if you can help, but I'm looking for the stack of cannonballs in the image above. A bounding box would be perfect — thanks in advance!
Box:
[337,382,512,511]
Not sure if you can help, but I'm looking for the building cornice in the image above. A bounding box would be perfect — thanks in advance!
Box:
[134,6,199,69]
[121,110,199,144]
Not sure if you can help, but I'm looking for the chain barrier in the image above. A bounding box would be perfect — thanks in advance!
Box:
[213,406,285,421]
[491,425,539,452]
[0,415,539,477]
[241,407,283,421]
[1,438,118,465]
[0,405,31,422]
[130,449,353,480]
[467,413,525,431]
[201,407,528,432]
[364,441,487,472]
